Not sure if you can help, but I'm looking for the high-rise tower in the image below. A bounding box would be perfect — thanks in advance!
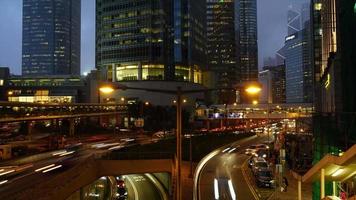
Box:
[236,0,258,83]
[96,0,205,83]
[206,0,237,103]
[22,0,81,76]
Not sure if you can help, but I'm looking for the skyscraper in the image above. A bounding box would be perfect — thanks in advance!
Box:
[22,0,81,76]
[96,0,205,83]
[236,0,258,83]
[311,0,356,199]
[206,0,236,103]
[285,2,312,103]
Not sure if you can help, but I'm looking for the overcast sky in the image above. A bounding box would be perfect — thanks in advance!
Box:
[0,0,303,75]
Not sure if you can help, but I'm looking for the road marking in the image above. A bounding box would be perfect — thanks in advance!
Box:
[214,179,219,200]
[194,135,258,200]
[126,175,139,200]
[228,179,237,200]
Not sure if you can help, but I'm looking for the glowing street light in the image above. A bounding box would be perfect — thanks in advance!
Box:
[252,100,258,105]
[99,86,115,94]
[245,85,262,95]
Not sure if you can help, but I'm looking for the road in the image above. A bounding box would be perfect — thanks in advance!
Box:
[125,174,167,200]
[195,135,271,200]
[0,134,156,199]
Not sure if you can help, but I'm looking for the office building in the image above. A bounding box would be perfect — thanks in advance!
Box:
[235,0,258,83]
[312,0,356,198]
[262,65,286,104]
[206,0,236,103]
[22,0,81,76]
[285,3,312,104]
[96,0,205,84]
[258,70,272,104]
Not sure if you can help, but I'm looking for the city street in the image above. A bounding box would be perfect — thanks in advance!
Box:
[196,135,274,200]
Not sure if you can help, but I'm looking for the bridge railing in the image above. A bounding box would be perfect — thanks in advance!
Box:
[103,151,174,160]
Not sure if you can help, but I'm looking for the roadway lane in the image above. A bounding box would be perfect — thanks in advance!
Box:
[125,174,164,200]
[196,135,266,200]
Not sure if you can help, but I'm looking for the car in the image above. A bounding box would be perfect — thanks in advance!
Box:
[252,149,269,158]
[255,169,274,188]
[245,145,259,155]
[116,177,128,199]
[251,158,269,174]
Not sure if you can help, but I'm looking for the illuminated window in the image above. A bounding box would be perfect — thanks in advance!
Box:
[0,79,3,86]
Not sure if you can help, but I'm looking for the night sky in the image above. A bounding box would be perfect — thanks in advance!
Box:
[0,0,305,75]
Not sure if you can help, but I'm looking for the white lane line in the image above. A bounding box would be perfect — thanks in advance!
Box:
[193,135,258,200]
[222,147,231,153]
[35,164,55,172]
[228,179,236,200]
[228,148,237,153]
[214,178,219,200]
[145,173,168,200]
[42,165,62,173]
[126,175,139,200]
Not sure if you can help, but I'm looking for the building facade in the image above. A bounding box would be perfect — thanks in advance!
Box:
[263,65,286,104]
[285,4,312,104]
[312,0,356,198]
[206,0,237,103]
[22,0,81,76]
[96,0,205,84]
[235,0,258,83]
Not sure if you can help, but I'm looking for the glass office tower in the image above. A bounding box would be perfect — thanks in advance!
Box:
[207,0,237,103]
[22,0,81,76]
[235,0,258,83]
[96,0,205,83]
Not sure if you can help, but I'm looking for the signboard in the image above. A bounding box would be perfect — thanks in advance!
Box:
[134,118,144,128]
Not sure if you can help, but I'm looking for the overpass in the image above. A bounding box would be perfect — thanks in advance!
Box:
[0,102,128,137]
[3,152,175,200]
[0,101,127,122]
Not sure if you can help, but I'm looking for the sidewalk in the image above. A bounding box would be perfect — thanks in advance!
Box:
[182,161,196,200]
[270,170,312,200]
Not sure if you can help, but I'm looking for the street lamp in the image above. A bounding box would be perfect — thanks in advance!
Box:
[245,85,262,95]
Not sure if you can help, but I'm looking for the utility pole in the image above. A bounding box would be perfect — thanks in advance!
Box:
[176,87,182,200]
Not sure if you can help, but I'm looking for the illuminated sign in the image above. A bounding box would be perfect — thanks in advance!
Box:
[285,34,296,41]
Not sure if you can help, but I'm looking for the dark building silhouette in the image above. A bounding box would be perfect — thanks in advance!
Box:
[312,0,356,198]
[236,0,258,83]
[22,0,81,76]
[206,0,237,103]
